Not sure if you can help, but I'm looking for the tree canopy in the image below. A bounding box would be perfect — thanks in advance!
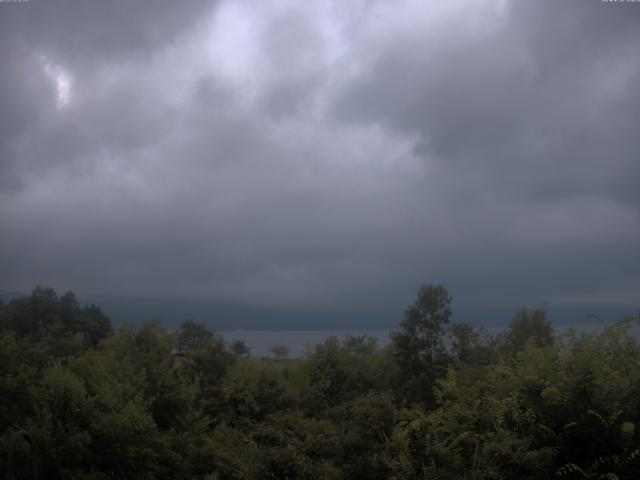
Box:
[0,285,638,479]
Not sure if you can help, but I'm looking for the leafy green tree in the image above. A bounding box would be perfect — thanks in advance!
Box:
[391,284,453,406]
[251,412,345,479]
[503,307,554,352]
[222,358,287,425]
[173,320,234,419]
[342,334,378,356]
[448,321,494,366]
[306,337,350,408]
[29,363,93,479]
[76,304,112,348]
[230,339,251,357]
[0,286,111,351]
[177,319,214,351]
[270,345,290,361]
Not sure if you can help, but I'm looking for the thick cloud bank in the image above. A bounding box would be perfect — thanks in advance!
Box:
[1,0,639,315]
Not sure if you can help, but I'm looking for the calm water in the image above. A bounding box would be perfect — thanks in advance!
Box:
[220,329,392,357]
[220,321,638,358]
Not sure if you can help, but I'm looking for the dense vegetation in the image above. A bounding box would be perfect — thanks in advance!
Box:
[1,286,639,479]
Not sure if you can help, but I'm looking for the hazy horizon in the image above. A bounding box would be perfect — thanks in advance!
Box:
[2,288,635,333]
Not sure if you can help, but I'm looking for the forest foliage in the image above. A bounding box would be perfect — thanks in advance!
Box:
[0,285,639,479]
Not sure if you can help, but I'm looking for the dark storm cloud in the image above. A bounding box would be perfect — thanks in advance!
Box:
[0,0,215,63]
[0,0,638,316]
[330,0,640,304]
[0,0,215,187]
[334,0,640,204]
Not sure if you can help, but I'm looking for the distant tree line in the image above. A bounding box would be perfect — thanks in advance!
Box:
[0,285,638,479]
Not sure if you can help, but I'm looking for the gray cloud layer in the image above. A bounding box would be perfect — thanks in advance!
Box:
[1,0,639,315]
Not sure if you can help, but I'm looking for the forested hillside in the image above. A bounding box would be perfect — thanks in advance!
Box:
[1,286,638,479]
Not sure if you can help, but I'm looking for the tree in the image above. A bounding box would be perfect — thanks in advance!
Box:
[174,320,234,414]
[448,322,494,366]
[230,339,251,357]
[177,319,214,352]
[505,307,553,352]
[391,284,453,406]
[270,345,289,361]
[0,287,112,351]
[76,304,112,347]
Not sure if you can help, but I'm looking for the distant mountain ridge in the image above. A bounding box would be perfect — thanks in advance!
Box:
[0,289,27,302]
[83,295,398,331]
[73,296,640,332]
[1,288,636,331]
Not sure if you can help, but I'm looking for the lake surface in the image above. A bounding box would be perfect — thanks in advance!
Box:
[220,321,639,358]
[220,329,393,357]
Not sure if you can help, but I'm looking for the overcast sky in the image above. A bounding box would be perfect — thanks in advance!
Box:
[1,0,639,315]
